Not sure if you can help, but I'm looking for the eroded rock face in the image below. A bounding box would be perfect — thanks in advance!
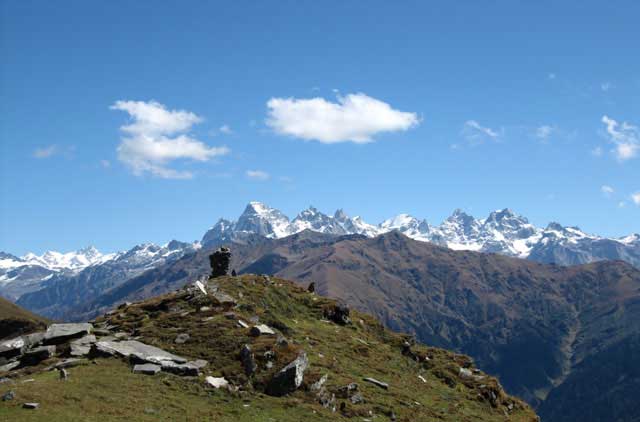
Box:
[209,247,231,278]
[265,352,308,396]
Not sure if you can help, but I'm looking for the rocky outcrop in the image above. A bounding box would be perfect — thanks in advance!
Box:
[209,247,231,278]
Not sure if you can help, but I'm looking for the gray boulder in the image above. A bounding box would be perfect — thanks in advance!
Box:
[174,333,190,344]
[0,361,20,372]
[250,324,276,337]
[160,361,201,376]
[265,352,308,396]
[43,323,92,344]
[240,344,257,376]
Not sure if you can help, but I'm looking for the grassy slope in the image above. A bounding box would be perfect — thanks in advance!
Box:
[0,275,538,421]
[0,296,49,339]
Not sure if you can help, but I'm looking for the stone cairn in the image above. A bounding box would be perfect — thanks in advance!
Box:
[209,247,231,278]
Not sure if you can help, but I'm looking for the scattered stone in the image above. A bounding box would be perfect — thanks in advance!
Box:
[250,324,276,337]
[2,390,14,401]
[93,329,111,336]
[324,304,351,325]
[174,333,190,344]
[43,323,92,345]
[238,320,249,329]
[336,382,359,398]
[223,312,236,320]
[240,344,257,376]
[310,374,328,392]
[307,282,316,293]
[363,377,388,390]
[249,315,259,324]
[276,335,289,347]
[200,306,211,312]
[211,291,237,308]
[59,368,68,380]
[350,392,364,404]
[418,375,427,383]
[133,363,161,375]
[114,332,129,340]
[94,340,187,365]
[265,352,308,397]
[209,247,231,278]
[190,359,209,370]
[22,402,39,409]
[205,376,229,389]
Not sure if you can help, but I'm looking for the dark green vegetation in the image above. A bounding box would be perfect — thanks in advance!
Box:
[0,295,48,339]
[0,274,538,421]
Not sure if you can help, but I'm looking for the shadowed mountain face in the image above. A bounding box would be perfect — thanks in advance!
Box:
[16,231,640,422]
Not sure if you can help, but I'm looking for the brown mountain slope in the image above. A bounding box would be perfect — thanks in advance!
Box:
[54,231,640,421]
[0,296,49,340]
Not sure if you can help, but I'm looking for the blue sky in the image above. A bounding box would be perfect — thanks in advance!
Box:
[1,0,639,255]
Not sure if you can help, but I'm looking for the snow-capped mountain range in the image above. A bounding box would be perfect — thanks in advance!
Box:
[202,201,640,266]
[1,201,638,305]
[0,241,199,301]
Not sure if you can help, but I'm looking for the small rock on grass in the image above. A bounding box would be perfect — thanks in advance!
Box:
[133,363,161,375]
[22,402,39,409]
[205,376,229,389]
[363,377,388,390]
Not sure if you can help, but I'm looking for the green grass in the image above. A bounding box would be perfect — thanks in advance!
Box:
[0,275,538,421]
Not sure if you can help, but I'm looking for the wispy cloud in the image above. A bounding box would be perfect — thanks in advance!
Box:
[266,93,419,144]
[246,169,270,181]
[601,82,613,92]
[111,100,230,179]
[219,124,233,135]
[462,120,502,143]
[632,192,640,206]
[33,145,57,158]
[601,185,614,197]
[601,115,639,161]
[535,125,555,142]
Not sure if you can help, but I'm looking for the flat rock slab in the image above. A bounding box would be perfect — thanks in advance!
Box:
[0,361,20,372]
[43,324,92,344]
[22,402,39,409]
[133,363,161,375]
[205,376,229,389]
[94,340,187,365]
[250,324,276,336]
[363,377,389,390]
[48,358,88,370]
[160,360,204,376]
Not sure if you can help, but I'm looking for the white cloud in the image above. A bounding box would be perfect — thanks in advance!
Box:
[246,170,270,181]
[219,124,233,135]
[111,100,229,179]
[33,145,57,158]
[601,115,639,161]
[535,125,554,141]
[462,120,502,143]
[265,93,419,144]
[601,185,614,196]
[632,192,640,206]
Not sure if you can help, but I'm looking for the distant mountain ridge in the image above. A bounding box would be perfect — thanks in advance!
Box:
[202,201,640,267]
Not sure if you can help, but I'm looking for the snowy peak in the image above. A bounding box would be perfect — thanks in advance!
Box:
[236,201,291,238]
[19,246,112,271]
[291,206,347,235]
